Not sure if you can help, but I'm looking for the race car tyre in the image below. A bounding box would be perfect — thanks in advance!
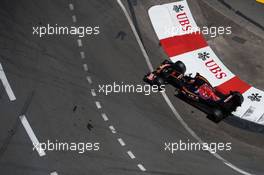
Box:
[143,74,154,85]
[231,91,244,106]
[208,109,224,123]
[154,76,166,91]
[161,67,173,79]
[173,61,186,74]
[225,91,244,112]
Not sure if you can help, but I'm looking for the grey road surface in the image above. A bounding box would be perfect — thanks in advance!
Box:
[0,0,263,175]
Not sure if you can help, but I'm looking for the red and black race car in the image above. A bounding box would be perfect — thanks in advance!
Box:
[143,60,244,122]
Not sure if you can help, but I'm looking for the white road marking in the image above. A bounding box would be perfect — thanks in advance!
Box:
[109,125,117,133]
[19,115,46,157]
[117,138,126,146]
[0,63,16,101]
[80,51,85,59]
[69,3,74,10]
[50,171,58,175]
[72,15,77,23]
[91,89,97,97]
[137,164,146,172]
[127,150,136,159]
[95,101,102,109]
[77,39,83,47]
[101,113,109,121]
[86,76,92,84]
[117,1,252,174]
[83,64,88,72]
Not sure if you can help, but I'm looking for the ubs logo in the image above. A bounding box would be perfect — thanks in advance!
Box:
[173,5,192,31]
[198,52,227,79]
[248,93,262,102]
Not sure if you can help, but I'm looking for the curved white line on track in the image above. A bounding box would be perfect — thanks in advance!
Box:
[116,0,253,174]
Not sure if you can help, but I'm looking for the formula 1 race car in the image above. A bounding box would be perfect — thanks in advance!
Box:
[143,60,244,122]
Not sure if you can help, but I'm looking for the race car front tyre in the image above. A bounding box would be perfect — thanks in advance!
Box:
[207,109,224,123]
[231,91,244,106]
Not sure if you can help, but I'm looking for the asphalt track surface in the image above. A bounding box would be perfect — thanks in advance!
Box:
[0,0,264,175]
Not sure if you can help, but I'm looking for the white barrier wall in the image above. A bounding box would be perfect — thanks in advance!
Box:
[148,0,264,125]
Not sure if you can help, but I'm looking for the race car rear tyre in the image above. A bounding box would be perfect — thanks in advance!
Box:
[173,61,186,74]
[155,76,165,86]
[208,109,224,123]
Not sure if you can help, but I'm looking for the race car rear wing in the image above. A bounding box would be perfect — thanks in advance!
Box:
[148,0,264,125]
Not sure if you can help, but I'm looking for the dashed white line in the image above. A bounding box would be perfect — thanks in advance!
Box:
[95,101,102,109]
[91,89,97,97]
[86,76,92,84]
[50,171,58,175]
[137,164,146,172]
[72,15,77,23]
[117,138,126,146]
[101,113,109,121]
[19,115,46,157]
[127,150,136,159]
[109,125,117,134]
[69,3,74,10]
[77,39,83,47]
[80,51,85,59]
[0,63,16,101]
[83,64,88,72]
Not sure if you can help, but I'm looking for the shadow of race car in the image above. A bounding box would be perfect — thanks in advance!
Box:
[143,60,244,123]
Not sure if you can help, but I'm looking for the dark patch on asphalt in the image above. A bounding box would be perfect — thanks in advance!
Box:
[73,105,77,112]
[87,120,94,131]
[232,36,247,44]
[116,31,127,40]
